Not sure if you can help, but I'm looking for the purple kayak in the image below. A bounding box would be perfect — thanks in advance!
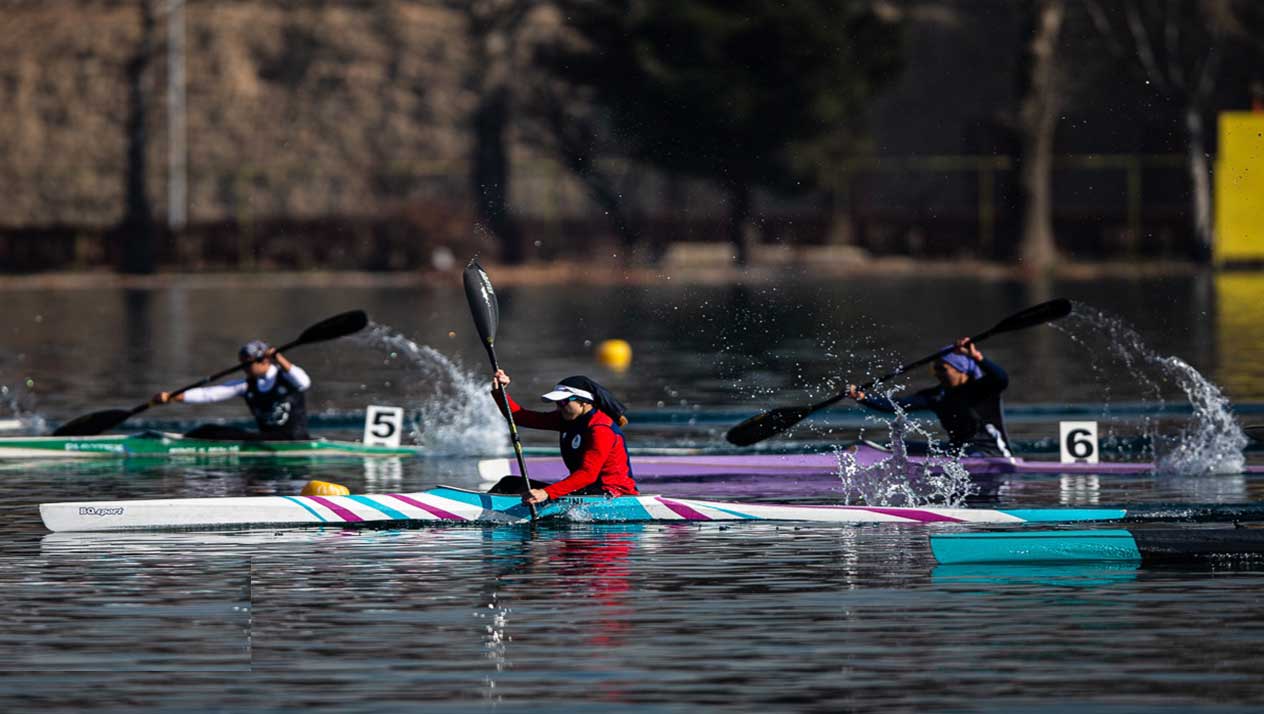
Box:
[477,442,1264,484]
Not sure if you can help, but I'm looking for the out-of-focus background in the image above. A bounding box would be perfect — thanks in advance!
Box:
[2,0,1262,275]
[3,0,1264,445]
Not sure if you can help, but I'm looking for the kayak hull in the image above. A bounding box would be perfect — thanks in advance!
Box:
[0,432,420,459]
[39,485,1128,532]
[931,528,1264,564]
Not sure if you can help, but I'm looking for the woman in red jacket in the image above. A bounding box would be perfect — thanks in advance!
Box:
[490,370,637,504]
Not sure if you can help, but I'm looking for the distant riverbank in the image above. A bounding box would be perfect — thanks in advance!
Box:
[0,255,1213,291]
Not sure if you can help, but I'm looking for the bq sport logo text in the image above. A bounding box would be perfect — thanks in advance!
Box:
[78,506,125,517]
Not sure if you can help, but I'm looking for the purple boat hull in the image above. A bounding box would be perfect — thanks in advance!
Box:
[477,442,1264,483]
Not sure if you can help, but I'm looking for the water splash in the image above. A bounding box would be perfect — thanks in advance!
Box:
[351,323,507,456]
[1054,304,1245,475]
[0,381,47,434]
[835,390,975,507]
[714,303,901,444]
[1146,355,1246,474]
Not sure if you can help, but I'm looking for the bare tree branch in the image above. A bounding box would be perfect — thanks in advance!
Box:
[1082,0,1125,56]
[1123,1,1166,89]
[1163,0,1185,91]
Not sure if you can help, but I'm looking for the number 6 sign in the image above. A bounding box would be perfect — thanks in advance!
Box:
[1059,421,1099,464]
[364,405,405,447]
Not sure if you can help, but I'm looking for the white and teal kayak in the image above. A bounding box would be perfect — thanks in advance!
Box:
[0,431,421,459]
[40,485,1130,533]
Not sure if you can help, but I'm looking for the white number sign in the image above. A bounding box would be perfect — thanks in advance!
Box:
[1059,421,1099,464]
[363,405,404,447]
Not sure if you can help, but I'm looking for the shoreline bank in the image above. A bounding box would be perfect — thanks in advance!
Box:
[0,257,1217,291]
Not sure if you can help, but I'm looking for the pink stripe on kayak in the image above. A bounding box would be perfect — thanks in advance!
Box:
[306,496,364,523]
[655,497,712,520]
[387,494,465,521]
[858,507,964,523]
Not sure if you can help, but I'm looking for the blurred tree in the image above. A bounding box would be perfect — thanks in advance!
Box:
[1081,0,1264,261]
[535,0,902,265]
[112,0,158,274]
[450,0,541,264]
[519,76,651,259]
[1017,0,1065,273]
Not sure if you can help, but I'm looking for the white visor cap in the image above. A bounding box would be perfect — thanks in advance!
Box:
[540,385,594,402]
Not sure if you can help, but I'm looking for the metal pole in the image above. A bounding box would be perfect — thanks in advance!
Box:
[167,0,187,232]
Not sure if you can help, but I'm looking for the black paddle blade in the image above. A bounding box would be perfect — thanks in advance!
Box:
[987,298,1072,336]
[463,259,499,346]
[52,408,134,437]
[725,405,815,446]
[293,310,368,345]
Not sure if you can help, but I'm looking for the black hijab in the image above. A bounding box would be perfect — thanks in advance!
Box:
[555,375,628,426]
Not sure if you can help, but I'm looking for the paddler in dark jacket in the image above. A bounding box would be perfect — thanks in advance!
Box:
[489,370,637,504]
[152,340,312,440]
[846,337,1012,457]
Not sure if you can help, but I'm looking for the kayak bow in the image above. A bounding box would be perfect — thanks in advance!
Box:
[931,528,1264,564]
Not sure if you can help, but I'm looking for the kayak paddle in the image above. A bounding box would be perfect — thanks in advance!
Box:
[463,259,537,520]
[52,310,370,437]
[724,298,1073,446]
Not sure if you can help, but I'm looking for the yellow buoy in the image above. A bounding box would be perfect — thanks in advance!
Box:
[300,480,350,497]
[595,339,632,371]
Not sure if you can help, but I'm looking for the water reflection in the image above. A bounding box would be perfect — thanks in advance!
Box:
[362,456,404,491]
[932,562,1139,588]
[1216,272,1264,399]
[1,277,1249,414]
[0,552,252,671]
[20,519,1264,708]
[1060,474,1102,504]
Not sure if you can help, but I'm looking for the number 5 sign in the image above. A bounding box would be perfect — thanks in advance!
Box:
[1059,421,1099,464]
[364,405,405,447]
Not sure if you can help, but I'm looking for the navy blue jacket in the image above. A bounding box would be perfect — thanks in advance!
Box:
[859,357,1011,456]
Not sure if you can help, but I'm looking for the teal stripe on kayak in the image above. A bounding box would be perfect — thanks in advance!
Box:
[424,487,533,519]
[931,529,1141,564]
[280,496,329,523]
[682,502,758,520]
[1001,508,1127,523]
[430,487,507,508]
[348,495,408,520]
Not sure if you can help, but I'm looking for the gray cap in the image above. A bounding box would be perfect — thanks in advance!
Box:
[239,340,270,361]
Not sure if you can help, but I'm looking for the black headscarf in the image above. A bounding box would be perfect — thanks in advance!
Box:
[554,375,628,426]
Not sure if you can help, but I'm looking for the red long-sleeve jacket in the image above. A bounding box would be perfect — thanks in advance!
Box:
[495,390,637,499]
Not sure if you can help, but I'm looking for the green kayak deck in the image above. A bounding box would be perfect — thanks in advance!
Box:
[0,432,422,459]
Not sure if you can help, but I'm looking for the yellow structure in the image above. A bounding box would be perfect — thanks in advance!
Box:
[300,480,351,497]
[595,339,633,372]
[1214,112,1264,265]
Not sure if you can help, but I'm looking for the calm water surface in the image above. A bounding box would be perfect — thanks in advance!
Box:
[2,274,1264,711]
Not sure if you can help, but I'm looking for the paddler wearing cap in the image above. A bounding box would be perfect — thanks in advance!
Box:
[845,337,1012,457]
[489,369,637,504]
[152,340,313,440]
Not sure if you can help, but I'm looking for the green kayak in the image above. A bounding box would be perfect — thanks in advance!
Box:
[0,431,422,459]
